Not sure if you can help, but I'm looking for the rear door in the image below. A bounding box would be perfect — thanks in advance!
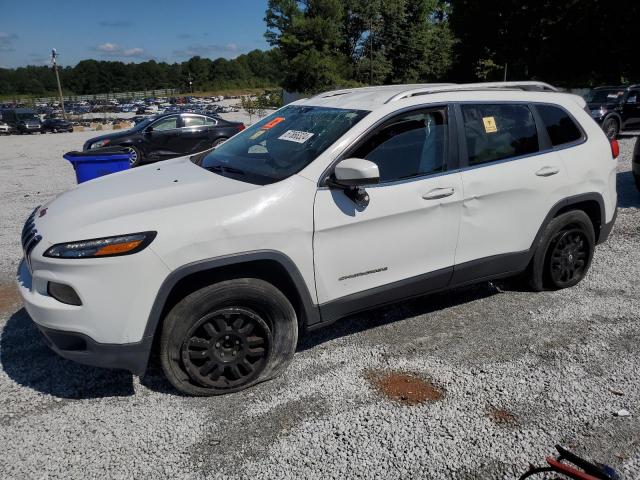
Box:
[180,114,211,154]
[313,106,463,309]
[453,103,568,282]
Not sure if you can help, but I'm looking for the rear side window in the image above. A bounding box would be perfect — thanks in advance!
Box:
[536,105,582,146]
[461,104,538,166]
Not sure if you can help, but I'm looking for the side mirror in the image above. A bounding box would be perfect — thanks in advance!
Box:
[332,158,380,187]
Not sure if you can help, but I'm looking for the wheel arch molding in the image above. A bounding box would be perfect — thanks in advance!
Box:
[142,250,320,355]
[531,192,608,251]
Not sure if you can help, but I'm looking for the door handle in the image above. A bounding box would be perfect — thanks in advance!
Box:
[535,166,560,177]
[422,187,455,200]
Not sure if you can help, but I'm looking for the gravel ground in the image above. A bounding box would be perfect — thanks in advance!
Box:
[0,130,638,479]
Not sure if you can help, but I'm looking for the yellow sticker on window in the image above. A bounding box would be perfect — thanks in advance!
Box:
[249,129,266,140]
[482,116,497,133]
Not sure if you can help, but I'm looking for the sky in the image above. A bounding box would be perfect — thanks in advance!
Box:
[0,0,271,69]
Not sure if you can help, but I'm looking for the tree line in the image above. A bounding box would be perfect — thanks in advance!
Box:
[1,0,638,97]
[0,49,284,97]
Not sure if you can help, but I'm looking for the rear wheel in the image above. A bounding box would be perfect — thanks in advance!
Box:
[160,278,298,396]
[527,210,595,291]
[211,137,227,148]
[602,116,620,140]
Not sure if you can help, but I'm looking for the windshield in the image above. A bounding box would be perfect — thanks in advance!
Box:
[587,89,625,104]
[200,105,369,184]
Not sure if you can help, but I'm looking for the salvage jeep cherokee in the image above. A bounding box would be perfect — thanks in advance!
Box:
[17,82,618,396]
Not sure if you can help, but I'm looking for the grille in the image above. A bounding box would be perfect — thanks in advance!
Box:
[22,206,42,259]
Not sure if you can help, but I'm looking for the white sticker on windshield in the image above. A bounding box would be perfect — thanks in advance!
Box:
[278,130,314,143]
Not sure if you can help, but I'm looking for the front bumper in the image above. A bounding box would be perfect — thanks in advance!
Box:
[34,322,152,375]
[16,239,170,374]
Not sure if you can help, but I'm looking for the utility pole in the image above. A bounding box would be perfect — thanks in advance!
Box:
[369,19,373,86]
[50,48,67,119]
[503,62,508,82]
[187,72,194,93]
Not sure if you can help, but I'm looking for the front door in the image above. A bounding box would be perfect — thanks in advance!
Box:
[147,115,182,160]
[313,106,462,315]
[622,90,640,129]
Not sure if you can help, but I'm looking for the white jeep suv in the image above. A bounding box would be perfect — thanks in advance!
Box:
[17,82,618,396]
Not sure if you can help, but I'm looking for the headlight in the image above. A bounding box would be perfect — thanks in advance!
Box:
[90,139,110,149]
[44,232,157,259]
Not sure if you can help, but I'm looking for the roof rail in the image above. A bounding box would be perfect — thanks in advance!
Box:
[385,81,560,103]
[311,83,454,100]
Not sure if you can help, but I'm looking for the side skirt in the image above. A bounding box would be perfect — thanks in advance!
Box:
[311,250,530,331]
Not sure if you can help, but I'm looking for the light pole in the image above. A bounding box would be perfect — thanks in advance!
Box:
[50,48,67,119]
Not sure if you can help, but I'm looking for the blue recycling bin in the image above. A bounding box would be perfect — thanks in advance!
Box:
[63,147,132,183]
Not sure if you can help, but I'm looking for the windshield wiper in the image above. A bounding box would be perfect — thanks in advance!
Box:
[207,164,246,175]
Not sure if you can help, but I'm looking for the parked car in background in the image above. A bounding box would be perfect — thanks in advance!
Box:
[83,112,245,167]
[633,137,640,190]
[41,118,73,133]
[0,121,12,134]
[587,85,640,139]
[0,108,41,134]
[18,82,618,396]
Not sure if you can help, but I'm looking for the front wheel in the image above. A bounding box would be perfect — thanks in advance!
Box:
[123,146,143,167]
[527,210,595,291]
[160,278,298,396]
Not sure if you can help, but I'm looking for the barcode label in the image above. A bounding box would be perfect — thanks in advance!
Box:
[278,130,314,143]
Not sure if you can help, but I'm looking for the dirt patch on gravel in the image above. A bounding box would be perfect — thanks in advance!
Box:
[0,282,21,313]
[488,406,517,425]
[368,371,444,405]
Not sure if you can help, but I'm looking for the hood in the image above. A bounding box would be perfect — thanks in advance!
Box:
[587,101,620,110]
[36,156,261,243]
[85,129,132,146]
[21,118,40,126]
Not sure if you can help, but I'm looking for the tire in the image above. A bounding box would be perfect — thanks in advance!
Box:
[160,278,298,396]
[527,210,595,291]
[211,137,227,148]
[123,146,143,167]
[602,116,620,140]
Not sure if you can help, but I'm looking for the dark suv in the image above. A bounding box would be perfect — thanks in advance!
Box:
[83,112,245,167]
[587,85,640,139]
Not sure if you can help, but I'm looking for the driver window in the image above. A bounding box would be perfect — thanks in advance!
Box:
[351,109,448,183]
[152,116,178,131]
[627,91,639,104]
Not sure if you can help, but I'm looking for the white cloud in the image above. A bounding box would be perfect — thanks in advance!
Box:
[0,32,18,52]
[173,43,242,58]
[123,47,144,57]
[97,42,120,53]
[94,43,146,58]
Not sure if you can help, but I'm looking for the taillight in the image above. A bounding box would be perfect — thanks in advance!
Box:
[610,139,619,159]
[236,123,245,131]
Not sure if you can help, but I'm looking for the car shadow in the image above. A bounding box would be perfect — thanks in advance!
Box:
[298,282,499,351]
[617,170,639,208]
[0,308,135,399]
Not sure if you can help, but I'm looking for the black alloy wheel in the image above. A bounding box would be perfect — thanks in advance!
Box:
[547,228,590,288]
[181,307,271,389]
[602,117,619,140]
